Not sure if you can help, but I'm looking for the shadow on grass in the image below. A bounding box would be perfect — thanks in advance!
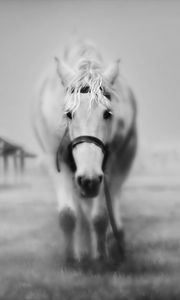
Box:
[1,270,180,300]
[1,241,180,300]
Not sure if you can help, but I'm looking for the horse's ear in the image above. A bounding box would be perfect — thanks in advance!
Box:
[103,59,120,85]
[54,57,75,86]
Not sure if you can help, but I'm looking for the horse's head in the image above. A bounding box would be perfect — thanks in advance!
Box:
[55,58,120,197]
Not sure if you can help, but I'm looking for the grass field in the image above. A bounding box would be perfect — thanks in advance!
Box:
[0,165,180,300]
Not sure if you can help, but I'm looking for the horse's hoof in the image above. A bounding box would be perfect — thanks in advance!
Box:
[107,229,126,266]
[62,255,77,269]
[78,254,92,272]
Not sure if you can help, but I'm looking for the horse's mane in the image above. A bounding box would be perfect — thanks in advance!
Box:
[64,41,113,114]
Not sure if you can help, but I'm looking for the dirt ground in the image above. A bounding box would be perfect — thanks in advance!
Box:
[0,165,180,300]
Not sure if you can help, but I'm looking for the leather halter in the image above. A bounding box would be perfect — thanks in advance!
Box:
[56,132,109,173]
[56,125,134,173]
[69,135,107,154]
[69,135,109,171]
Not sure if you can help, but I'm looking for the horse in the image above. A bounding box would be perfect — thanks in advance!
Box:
[33,40,137,267]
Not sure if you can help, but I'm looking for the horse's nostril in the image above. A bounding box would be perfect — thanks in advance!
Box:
[98,175,103,183]
[77,175,103,190]
[83,178,92,189]
[77,176,82,187]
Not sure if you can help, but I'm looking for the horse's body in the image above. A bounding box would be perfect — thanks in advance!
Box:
[33,40,137,265]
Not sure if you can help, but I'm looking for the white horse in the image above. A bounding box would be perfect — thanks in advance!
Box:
[33,40,137,267]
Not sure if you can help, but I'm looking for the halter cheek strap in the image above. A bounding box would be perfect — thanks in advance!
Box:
[56,126,69,172]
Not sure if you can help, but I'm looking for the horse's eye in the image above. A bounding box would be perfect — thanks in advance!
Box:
[104,93,111,100]
[70,87,75,93]
[80,86,90,93]
[100,87,111,100]
[103,110,112,120]
[66,111,72,120]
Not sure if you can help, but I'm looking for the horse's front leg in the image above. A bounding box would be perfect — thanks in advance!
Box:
[74,203,92,265]
[53,166,78,265]
[91,188,108,262]
[106,195,125,265]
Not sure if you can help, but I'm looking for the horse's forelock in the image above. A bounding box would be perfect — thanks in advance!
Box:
[64,66,112,114]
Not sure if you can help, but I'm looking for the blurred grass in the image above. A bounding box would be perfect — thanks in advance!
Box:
[0,166,180,299]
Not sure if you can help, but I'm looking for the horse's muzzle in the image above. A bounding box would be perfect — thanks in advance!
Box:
[77,174,103,198]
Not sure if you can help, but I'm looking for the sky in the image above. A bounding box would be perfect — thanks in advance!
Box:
[0,0,180,152]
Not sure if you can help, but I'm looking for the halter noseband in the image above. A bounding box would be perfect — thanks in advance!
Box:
[69,135,107,154]
[69,135,109,172]
[56,133,109,173]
